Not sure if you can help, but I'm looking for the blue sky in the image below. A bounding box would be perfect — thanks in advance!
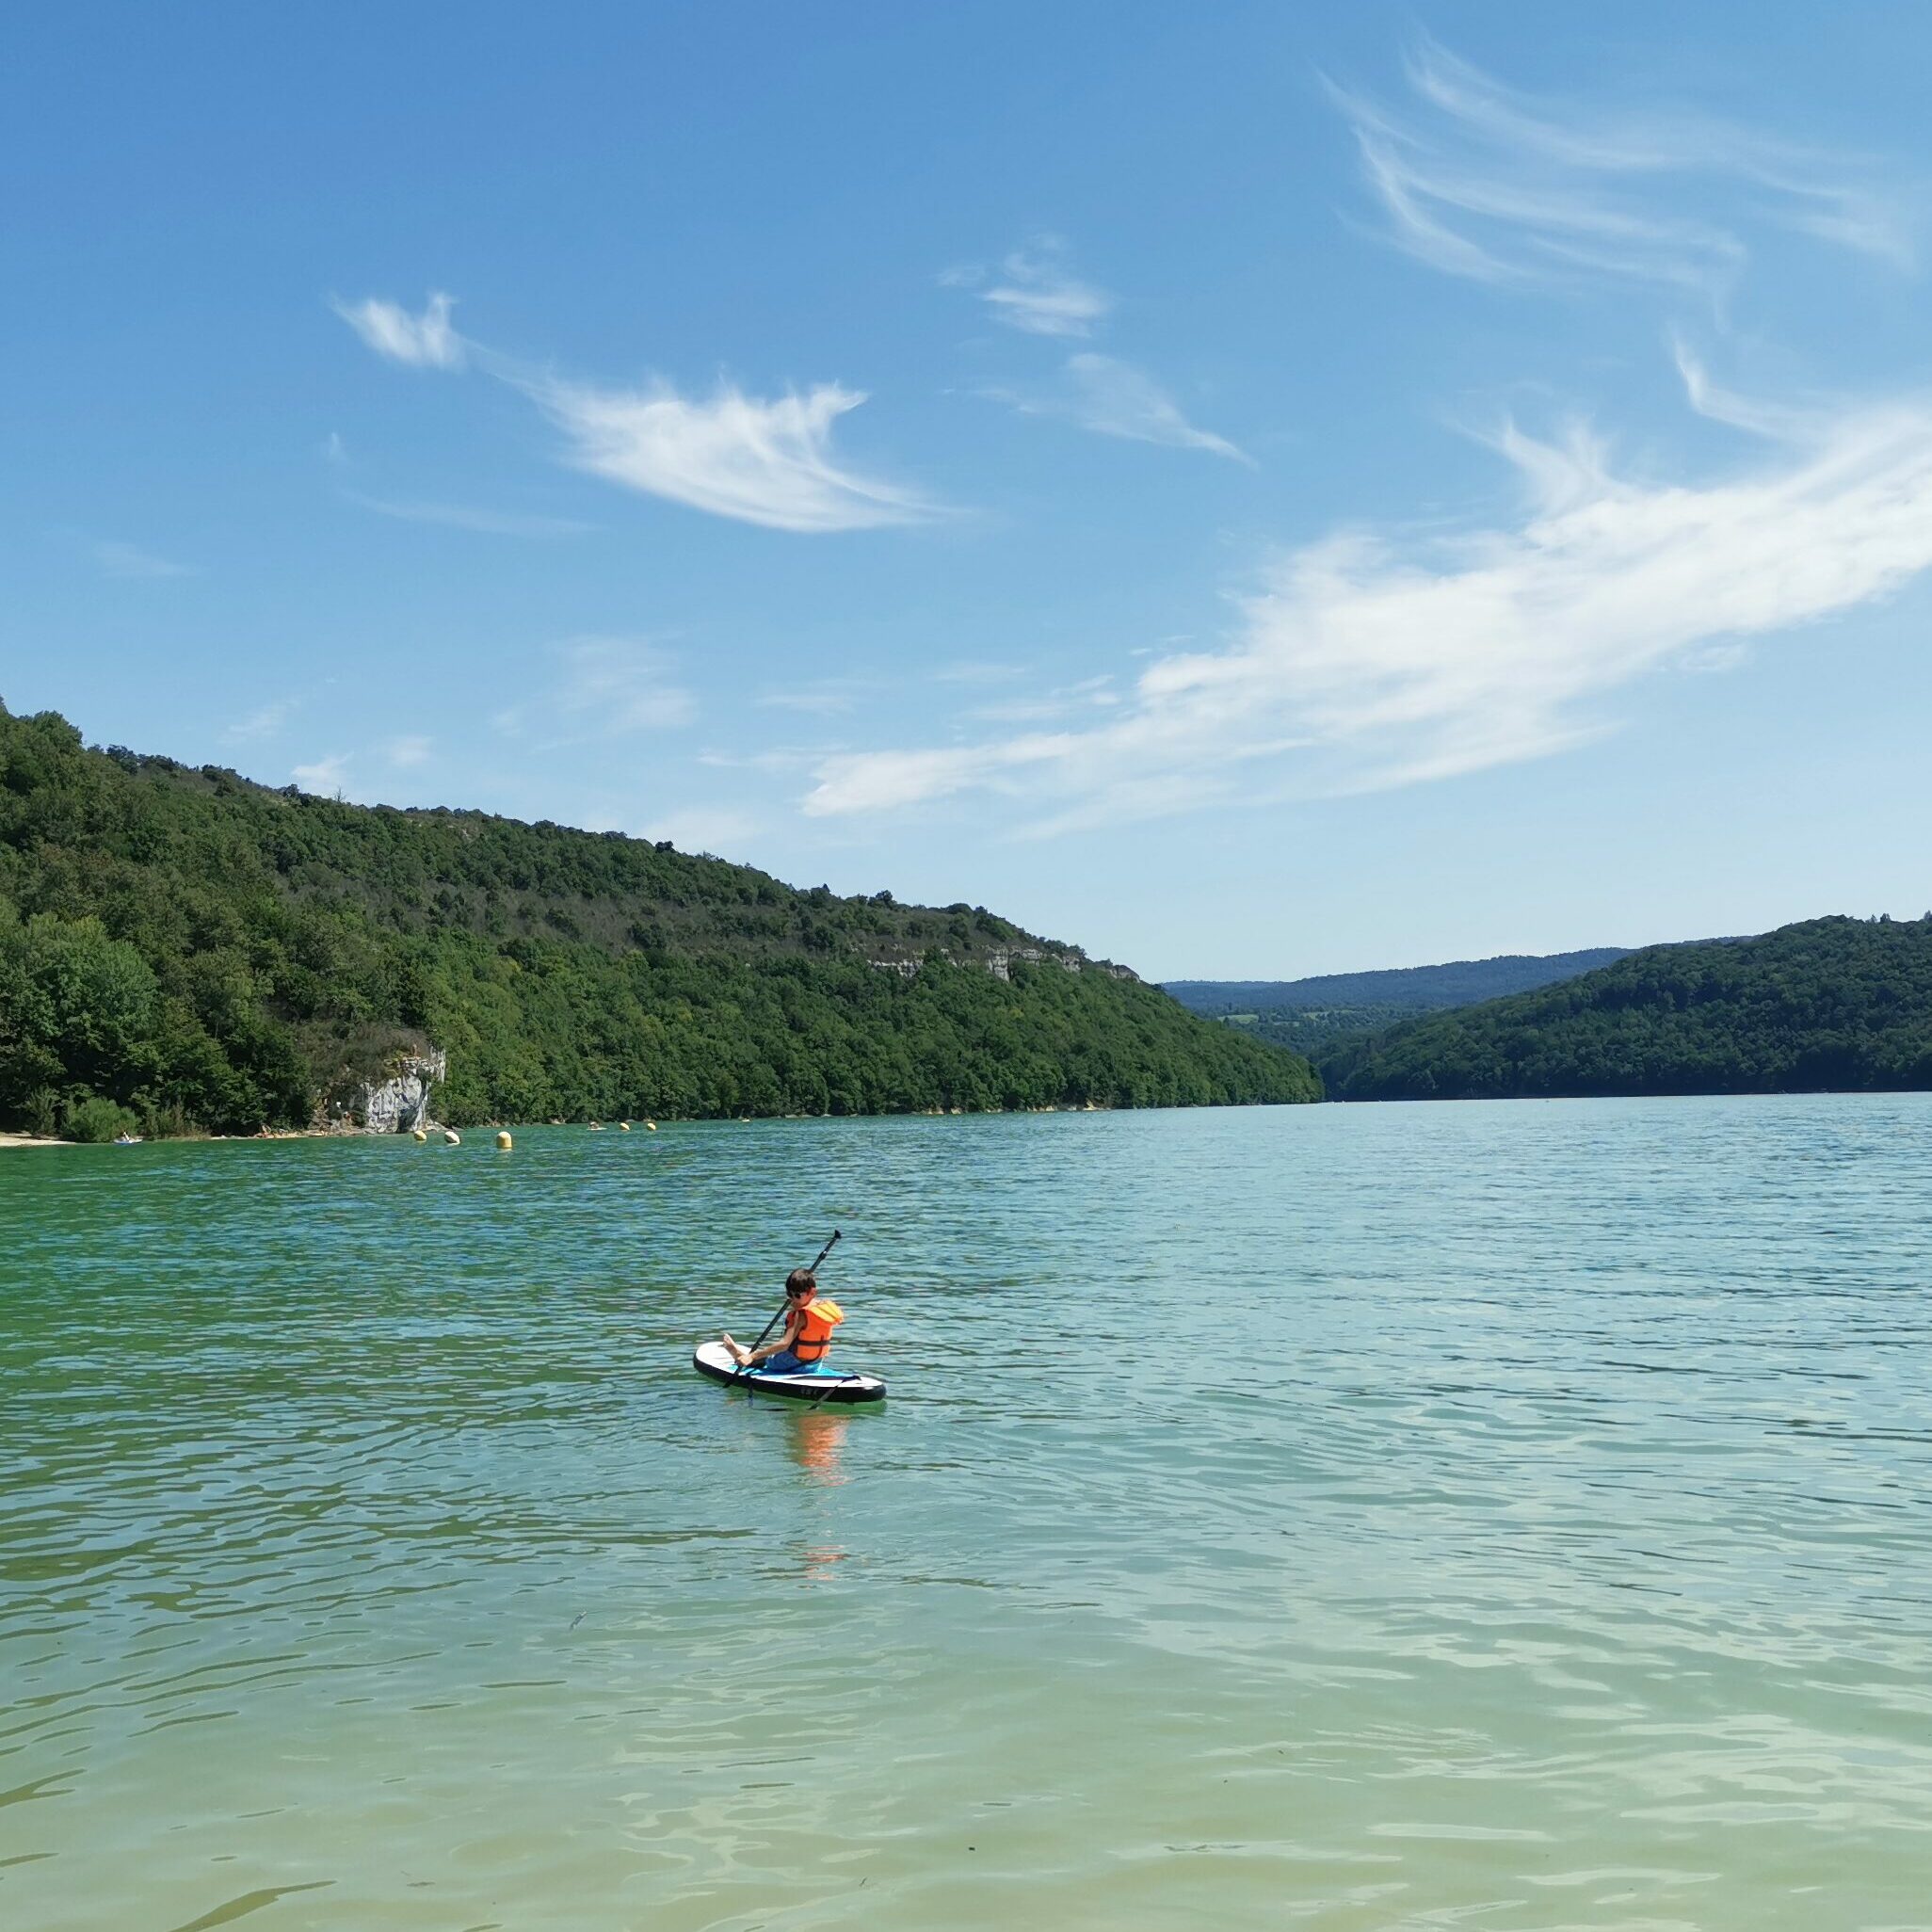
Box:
[6,1,1932,977]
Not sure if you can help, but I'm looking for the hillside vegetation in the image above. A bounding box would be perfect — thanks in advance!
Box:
[0,704,1317,1137]
[1322,919,1932,1100]
[1167,948,1634,1056]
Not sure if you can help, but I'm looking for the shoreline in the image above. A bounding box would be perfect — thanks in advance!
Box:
[0,1103,1120,1150]
[8,1087,1927,1151]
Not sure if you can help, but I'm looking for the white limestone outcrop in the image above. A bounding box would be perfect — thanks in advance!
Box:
[865,947,1139,985]
[353,1049,447,1133]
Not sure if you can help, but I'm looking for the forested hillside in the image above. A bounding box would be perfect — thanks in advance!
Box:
[1167,949,1634,1016]
[0,704,1318,1137]
[1167,948,1635,1057]
[1322,919,1932,1100]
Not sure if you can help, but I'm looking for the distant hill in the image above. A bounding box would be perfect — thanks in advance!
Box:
[1167,948,1634,1015]
[0,703,1318,1138]
[1166,948,1635,1057]
[1322,917,1932,1101]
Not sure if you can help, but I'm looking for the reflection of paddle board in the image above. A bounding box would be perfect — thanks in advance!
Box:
[692,1340,885,1405]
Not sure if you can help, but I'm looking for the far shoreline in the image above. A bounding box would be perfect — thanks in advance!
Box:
[8,1087,1925,1152]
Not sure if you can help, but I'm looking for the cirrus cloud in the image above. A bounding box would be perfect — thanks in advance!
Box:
[342,491,597,539]
[806,374,1932,831]
[292,753,351,795]
[331,292,466,368]
[636,805,764,857]
[94,539,195,579]
[1332,38,1919,299]
[526,374,935,533]
[553,636,698,733]
[957,245,1113,338]
[333,291,938,532]
[988,353,1250,462]
[952,242,1247,460]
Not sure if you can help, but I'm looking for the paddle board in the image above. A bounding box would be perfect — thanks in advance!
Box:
[692,1340,885,1404]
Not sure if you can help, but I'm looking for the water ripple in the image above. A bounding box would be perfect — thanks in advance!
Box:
[5,1097,1931,1929]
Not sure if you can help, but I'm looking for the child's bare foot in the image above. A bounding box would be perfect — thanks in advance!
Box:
[721,1334,748,1365]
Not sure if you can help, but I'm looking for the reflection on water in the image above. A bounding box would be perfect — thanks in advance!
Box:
[786,1409,852,1486]
[797,1543,848,1584]
[783,1409,853,1580]
[5,1097,1932,1931]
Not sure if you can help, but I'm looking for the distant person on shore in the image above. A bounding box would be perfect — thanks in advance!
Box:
[720,1268,844,1374]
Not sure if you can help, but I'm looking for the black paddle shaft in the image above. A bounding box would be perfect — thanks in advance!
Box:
[739,1227,841,1361]
[806,1372,858,1409]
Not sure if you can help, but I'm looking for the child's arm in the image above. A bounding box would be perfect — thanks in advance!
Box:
[747,1310,803,1365]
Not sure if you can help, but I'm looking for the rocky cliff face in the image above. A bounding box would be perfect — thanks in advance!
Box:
[350,1049,447,1132]
[867,947,1139,985]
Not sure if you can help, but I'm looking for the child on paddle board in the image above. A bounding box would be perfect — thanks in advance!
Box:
[720,1268,844,1375]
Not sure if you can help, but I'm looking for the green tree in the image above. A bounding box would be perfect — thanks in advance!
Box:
[0,701,1319,1134]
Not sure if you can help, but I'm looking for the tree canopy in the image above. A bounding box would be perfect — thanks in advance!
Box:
[1167,948,1634,1017]
[1167,948,1638,1057]
[1321,919,1932,1101]
[0,704,1318,1135]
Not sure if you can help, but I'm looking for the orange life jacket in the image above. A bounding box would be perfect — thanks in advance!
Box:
[792,1296,844,1362]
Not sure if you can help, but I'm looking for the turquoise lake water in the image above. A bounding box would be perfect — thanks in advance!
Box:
[4,1098,1930,1930]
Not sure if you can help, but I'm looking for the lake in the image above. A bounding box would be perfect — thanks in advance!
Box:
[4,1098,1930,1931]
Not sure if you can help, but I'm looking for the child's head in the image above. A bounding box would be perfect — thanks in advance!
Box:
[785,1268,817,1301]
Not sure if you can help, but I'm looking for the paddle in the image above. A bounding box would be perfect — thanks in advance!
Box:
[805,1370,859,1409]
[733,1228,841,1382]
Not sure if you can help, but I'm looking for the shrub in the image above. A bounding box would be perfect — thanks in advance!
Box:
[63,1093,142,1142]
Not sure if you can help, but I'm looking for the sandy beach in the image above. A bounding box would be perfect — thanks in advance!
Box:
[0,1133,72,1148]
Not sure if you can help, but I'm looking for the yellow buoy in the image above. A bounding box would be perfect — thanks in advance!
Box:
[443,1128,460,1146]
[411,1128,427,1143]
[619,1119,631,1131]
[496,1130,512,1151]
[645,1119,657,1131]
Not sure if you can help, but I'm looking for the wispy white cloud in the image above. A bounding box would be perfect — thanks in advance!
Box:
[554,637,697,733]
[342,491,597,538]
[334,292,938,531]
[332,292,466,369]
[1332,38,1919,299]
[806,371,1932,831]
[932,659,1026,685]
[491,640,696,742]
[525,374,934,532]
[754,677,877,716]
[954,243,1247,460]
[386,734,433,768]
[963,698,1071,726]
[1670,336,1821,442]
[951,244,1112,337]
[225,700,298,743]
[94,539,194,579]
[967,674,1121,725]
[293,753,351,795]
[323,431,348,465]
[696,746,823,776]
[991,353,1250,462]
[636,805,763,856]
